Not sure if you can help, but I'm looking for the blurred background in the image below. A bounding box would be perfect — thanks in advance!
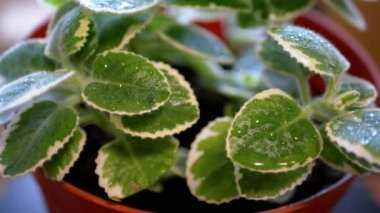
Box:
[0,0,380,212]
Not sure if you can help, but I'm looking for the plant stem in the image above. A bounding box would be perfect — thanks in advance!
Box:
[296,76,311,105]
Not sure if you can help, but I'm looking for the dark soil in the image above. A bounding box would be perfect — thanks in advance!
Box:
[64,66,345,212]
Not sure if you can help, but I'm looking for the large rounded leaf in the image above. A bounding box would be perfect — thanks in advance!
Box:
[326,109,380,168]
[95,136,178,201]
[82,51,171,115]
[111,62,199,138]
[0,101,78,177]
[268,25,349,77]
[164,0,248,10]
[227,89,322,172]
[187,117,239,204]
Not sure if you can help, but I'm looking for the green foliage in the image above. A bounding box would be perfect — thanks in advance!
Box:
[0,0,376,207]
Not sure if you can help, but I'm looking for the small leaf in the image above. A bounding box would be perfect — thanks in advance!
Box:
[238,0,315,28]
[321,129,369,175]
[43,128,86,181]
[258,38,310,78]
[111,62,199,138]
[236,163,314,200]
[159,24,234,64]
[78,0,160,14]
[227,89,322,172]
[0,71,74,114]
[95,136,178,201]
[0,40,57,81]
[163,0,248,10]
[82,51,171,115]
[187,117,239,204]
[268,25,350,77]
[94,13,150,53]
[45,6,91,63]
[326,109,380,167]
[334,90,360,110]
[48,1,80,34]
[338,74,377,108]
[0,101,78,177]
[322,0,366,30]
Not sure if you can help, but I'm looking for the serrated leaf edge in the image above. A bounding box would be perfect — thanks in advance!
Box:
[110,62,199,139]
[0,102,79,178]
[186,117,239,204]
[326,109,380,166]
[45,128,87,181]
[234,162,314,200]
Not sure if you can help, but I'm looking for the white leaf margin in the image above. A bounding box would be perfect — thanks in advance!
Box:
[81,51,171,116]
[46,128,87,181]
[326,109,380,167]
[0,70,75,114]
[110,62,199,139]
[226,88,323,173]
[234,162,315,200]
[0,102,79,178]
[186,117,239,204]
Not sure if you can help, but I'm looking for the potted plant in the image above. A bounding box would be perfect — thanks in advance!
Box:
[0,0,379,212]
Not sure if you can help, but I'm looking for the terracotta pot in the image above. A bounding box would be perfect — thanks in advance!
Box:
[31,9,379,213]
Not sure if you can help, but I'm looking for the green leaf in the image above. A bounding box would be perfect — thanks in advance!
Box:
[187,117,239,204]
[321,129,368,175]
[43,128,86,181]
[0,40,57,81]
[111,62,199,138]
[78,0,160,14]
[238,0,315,28]
[159,24,235,64]
[45,6,91,63]
[268,25,350,77]
[338,74,377,108]
[0,71,74,114]
[38,0,68,7]
[82,51,171,115]
[0,101,78,177]
[322,0,366,30]
[163,0,248,10]
[326,109,380,168]
[258,38,310,78]
[236,163,314,200]
[227,89,322,172]
[334,90,360,110]
[95,136,178,201]
[48,2,80,34]
[94,13,150,53]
